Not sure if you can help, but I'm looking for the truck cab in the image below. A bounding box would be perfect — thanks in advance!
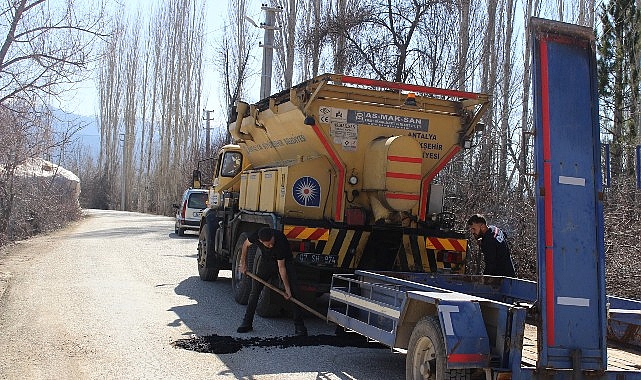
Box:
[207,145,245,210]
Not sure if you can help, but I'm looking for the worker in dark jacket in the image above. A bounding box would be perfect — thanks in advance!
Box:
[467,214,516,277]
[237,227,307,336]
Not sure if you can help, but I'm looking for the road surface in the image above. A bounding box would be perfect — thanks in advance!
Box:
[0,210,404,380]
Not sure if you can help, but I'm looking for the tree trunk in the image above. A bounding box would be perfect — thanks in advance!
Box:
[333,0,348,74]
[499,0,515,195]
[457,0,470,91]
[518,0,540,197]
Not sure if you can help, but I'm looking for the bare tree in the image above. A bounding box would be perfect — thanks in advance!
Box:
[0,0,107,109]
[298,0,335,78]
[457,0,470,91]
[216,0,257,146]
[330,0,350,75]
[497,0,515,191]
[97,0,205,214]
[313,0,456,82]
[308,0,323,77]
[273,0,298,88]
[0,0,107,242]
[517,0,540,198]
[97,20,124,209]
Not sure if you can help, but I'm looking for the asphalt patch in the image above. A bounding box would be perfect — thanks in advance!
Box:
[172,333,387,354]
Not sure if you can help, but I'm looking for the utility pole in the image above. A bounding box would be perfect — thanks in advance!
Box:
[119,133,125,211]
[203,110,214,158]
[259,4,282,100]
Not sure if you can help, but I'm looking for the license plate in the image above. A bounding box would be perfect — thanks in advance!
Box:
[192,211,203,217]
[297,253,337,266]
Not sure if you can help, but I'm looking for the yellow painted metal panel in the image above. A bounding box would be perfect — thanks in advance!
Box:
[244,171,261,210]
[259,169,278,212]
[239,173,248,209]
[275,167,288,214]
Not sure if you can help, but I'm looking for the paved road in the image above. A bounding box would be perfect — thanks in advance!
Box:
[0,210,405,380]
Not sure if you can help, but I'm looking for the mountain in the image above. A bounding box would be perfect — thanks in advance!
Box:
[50,109,100,160]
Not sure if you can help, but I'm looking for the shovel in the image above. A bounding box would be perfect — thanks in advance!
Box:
[245,271,327,321]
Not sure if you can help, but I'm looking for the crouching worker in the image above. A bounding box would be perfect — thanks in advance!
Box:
[467,214,516,277]
[236,227,307,336]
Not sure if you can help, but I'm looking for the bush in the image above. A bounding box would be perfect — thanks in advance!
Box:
[0,159,81,246]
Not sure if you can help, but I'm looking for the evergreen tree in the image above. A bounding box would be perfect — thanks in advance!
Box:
[597,0,641,179]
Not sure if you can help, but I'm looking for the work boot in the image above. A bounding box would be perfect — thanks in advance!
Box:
[237,324,253,333]
[294,325,308,337]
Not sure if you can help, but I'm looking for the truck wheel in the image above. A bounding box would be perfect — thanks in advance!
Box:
[406,316,471,380]
[253,249,284,318]
[232,232,256,305]
[197,226,219,281]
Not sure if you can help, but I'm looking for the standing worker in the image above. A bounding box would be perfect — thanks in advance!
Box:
[237,227,308,336]
[467,214,516,277]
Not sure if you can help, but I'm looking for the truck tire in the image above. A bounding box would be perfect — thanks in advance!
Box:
[232,232,256,305]
[197,226,219,281]
[406,316,471,380]
[253,249,285,318]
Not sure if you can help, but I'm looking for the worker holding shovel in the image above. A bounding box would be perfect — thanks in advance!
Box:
[237,227,308,336]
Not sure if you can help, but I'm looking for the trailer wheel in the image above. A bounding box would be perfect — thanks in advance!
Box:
[232,232,256,305]
[406,316,470,380]
[197,226,219,281]
[253,249,284,318]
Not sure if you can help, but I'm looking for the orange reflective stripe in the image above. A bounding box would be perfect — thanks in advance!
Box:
[387,155,422,163]
[284,226,329,241]
[426,237,467,252]
[284,226,306,238]
[385,193,420,200]
[448,353,488,363]
[386,172,422,180]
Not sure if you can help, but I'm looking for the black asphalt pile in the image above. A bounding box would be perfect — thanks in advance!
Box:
[172,333,386,354]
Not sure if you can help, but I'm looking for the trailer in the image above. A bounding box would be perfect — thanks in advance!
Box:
[327,18,641,380]
[328,271,641,378]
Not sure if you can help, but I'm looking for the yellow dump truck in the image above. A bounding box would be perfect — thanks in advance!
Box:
[195,73,490,315]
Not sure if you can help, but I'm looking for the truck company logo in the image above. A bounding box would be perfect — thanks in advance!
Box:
[293,176,321,207]
[245,134,307,153]
[347,110,428,131]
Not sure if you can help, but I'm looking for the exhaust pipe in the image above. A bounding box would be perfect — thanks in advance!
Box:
[228,101,253,143]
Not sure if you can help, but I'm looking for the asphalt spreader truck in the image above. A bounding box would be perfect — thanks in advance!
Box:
[195,70,490,315]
